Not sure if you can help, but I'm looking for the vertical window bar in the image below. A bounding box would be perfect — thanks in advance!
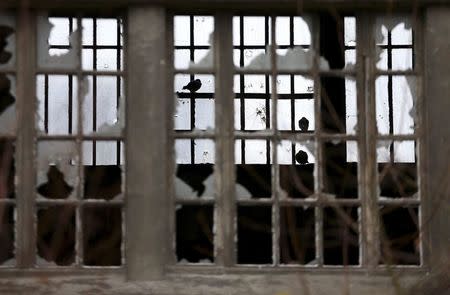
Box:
[68,18,74,135]
[214,13,235,266]
[189,16,195,164]
[116,17,122,164]
[92,17,97,165]
[75,16,84,266]
[239,16,245,164]
[265,16,271,164]
[387,31,394,162]
[312,15,324,267]
[44,74,49,133]
[289,16,296,163]
[270,15,280,266]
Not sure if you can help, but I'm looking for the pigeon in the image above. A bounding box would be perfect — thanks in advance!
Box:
[182,79,202,92]
[295,150,309,165]
[298,117,309,132]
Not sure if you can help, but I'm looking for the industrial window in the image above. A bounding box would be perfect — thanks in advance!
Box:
[172,13,423,268]
[0,12,125,268]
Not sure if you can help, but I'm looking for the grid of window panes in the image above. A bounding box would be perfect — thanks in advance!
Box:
[173,15,216,264]
[0,11,16,268]
[34,15,125,267]
[374,19,421,265]
[173,14,422,267]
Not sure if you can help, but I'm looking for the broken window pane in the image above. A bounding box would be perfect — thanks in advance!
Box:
[233,16,319,70]
[0,140,14,200]
[323,140,358,199]
[82,76,124,136]
[235,140,271,199]
[37,141,78,199]
[237,205,272,264]
[380,206,420,265]
[323,206,359,265]
[279,140,315,199]
[174,15,214,70]
[0,204,14,266]
[378,149,418,199]
[176,205,214,263]
[38,15,78,70]
[84,165,122,200]
[36,75,78,134]
[0,75,16,134]
[82,140,123,166]
[83,206,122,266]
[175,74,215,131]
[279,206,315,265]
[37,205,75,266]
[376,18,413,71]
[175,139,215,199]
[0,12,15,69]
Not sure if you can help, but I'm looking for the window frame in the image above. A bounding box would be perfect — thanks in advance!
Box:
[0,2,448,294]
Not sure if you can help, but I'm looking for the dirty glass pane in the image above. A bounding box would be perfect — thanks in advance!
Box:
[278,140,315,199]
[37,16,78,70]
[279,206,315,265]
[175,74,215,131]
[376,76,416,136]
[273,75,315,132]
[174,15,214,70]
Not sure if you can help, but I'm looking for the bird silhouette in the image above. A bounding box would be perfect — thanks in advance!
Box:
[298,117,309,132]
[182,79,202,92]
[295,150,309,165]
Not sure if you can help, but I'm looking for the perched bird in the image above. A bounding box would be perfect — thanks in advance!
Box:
[182,79,202,92]
[295,150,309,165]
[298,117,309,132]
